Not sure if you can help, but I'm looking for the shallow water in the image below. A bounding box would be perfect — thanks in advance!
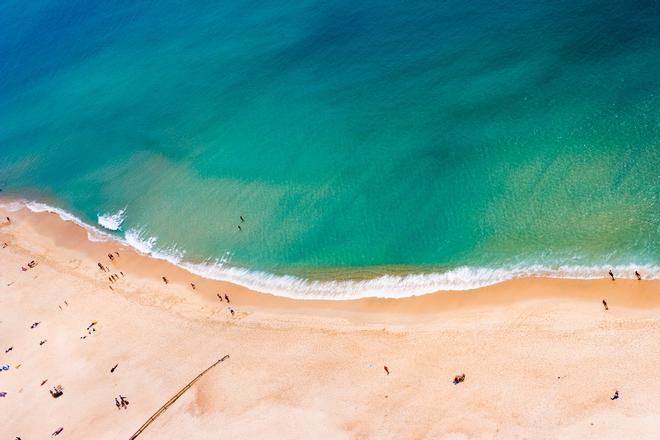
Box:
[1,0,658,296]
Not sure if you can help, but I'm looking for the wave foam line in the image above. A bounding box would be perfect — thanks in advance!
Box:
[181,261,660,300]
[2,199,659,300]
[98,208,126,231]
[2,199,116,243]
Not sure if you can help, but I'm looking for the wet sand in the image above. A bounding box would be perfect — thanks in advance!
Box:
[1,205,659,439]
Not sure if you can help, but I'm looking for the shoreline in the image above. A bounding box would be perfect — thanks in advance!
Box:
[1,197,658,303]
[2,200,660,438]
[1,201,658,320]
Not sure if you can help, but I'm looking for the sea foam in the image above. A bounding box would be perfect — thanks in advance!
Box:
[3,199,659,300]
[98,208,126,231]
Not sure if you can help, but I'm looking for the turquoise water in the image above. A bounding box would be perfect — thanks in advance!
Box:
[1,0,659,297]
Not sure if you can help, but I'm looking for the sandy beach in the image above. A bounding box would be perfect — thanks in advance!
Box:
[1,203,659,439]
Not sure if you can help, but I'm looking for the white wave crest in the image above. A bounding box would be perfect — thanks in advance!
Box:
[98,208,126,231]
[124,227,185,263]
[178,261,660,300]
[1,199,113,242]
[2,198,659,300]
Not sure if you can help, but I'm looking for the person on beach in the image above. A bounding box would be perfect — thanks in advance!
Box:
[39,340,47,346]
[162,276,168,284]
[608,270,615,280]
[51,427,63,436]
[115,397,121,409]
[108,253,114,261]
[111,363,118,373]
[217,294,223,302]
[610,390,619,400]
[191,283,196,290]
[120,395,129,408]
[120,271,124,277]
[115,251,120,257]
[635,270,641,280]
[225,294,230,303]
[50,385,63,398]
[5,216,10,224]
[384,366,390,375]
[30,322,40,329]
[5,347,12,353]
[602,300,608,310]
[453,374,466,384]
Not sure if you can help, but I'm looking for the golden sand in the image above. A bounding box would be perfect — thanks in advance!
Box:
[1,205,659,439]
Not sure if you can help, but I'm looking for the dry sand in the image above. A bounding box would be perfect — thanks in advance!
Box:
[0,204,659,439]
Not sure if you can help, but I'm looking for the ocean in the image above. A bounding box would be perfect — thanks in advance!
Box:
[1,0,658,298]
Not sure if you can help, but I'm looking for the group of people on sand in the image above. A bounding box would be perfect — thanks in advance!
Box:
[216,293,235,315]
[608,269,642,281]
[108,273,123,283]
[7,305,126,438]
[49,385,64,398]
[115,395,129,410]
[98,252,124,290]
[603,269,644,310]
[160,269,242,321]
[163,274,238,317]
[1,217,11,252]
[21,260,38,271]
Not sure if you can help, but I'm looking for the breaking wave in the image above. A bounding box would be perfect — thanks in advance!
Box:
[98,208,126,231]
[2,199,659,300]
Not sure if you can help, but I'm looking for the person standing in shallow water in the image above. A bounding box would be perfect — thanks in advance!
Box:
[635,270,641,280]
[608,270,615,281]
